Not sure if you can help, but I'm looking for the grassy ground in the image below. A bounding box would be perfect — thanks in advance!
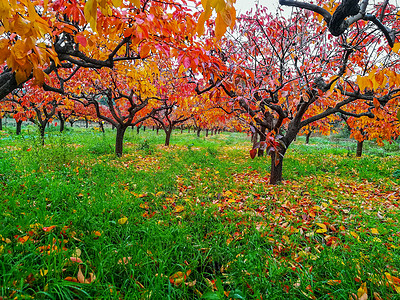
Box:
[1,127,400,299]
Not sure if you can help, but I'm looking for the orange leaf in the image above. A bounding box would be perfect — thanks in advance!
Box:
[140,44,151,58]
[42,225,56,232]
[327,280,341,286]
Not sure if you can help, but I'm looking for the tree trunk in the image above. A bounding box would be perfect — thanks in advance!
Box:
[16,120,22,135]
[70,121,74,127]
[165,129,172,146]
[197,128,201,137]
[136,126,140,134]
[85,118,89,128]
[305,131,311,144]
[39,125,46,146]
[115,126,127,157]
[206,129,209,137]
[0,117,2,130]
[156,127,159,135]
[269,150,285,185]
[59,115,65,133]
[180,126,183,134]
[188,127,191,133]
[143,126,146,132]
[356,140,364,157]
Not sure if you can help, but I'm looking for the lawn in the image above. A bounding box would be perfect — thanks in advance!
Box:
[1,127,399,299]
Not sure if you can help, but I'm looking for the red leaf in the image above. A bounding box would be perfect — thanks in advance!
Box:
[183,57,191,69]
[76,34,87,48]
[250,149,257,159]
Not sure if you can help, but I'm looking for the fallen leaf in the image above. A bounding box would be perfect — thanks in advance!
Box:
[357,282,368,299]
[370,228,379,235]
[327,280,341,286]
[118,217,128,225]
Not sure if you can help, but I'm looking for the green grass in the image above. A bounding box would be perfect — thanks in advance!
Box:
[0,127,399,299]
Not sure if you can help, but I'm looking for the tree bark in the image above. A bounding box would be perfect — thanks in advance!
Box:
[356,140,364,157]
[156,127,159,135]
[197,128,201,137]
[165,129,172,146]
[136,126,140,134]
[115,126,127,157]
[0,117,2,130]
[58,112,65,133]
[16,120,22,135]
[269,150,285,185]
[206,129,209,137]
[305,131,311,144]
[85,118,89,128]
[39,124,45,146]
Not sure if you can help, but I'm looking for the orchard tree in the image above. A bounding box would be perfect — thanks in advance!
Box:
[198,7,400,184]
[342,97,400,156]
[67,61,166,156]
[2,85,66,144]
[0,0,236,100]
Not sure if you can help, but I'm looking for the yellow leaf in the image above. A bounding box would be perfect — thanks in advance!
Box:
[357,282,368,299]
[350,231,359,239]
[40,269,48,276]
[393,42,400,53]
[128,0,140,8]
[84,0,98,31]
[175,205,184,213]
[118,217,128,225]
[316,223,327,233]
[33,68,45,86]
[112,0,122,6]
[370,228,379,235]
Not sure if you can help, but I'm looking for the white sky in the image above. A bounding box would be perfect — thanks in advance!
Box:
[234,0,283,14]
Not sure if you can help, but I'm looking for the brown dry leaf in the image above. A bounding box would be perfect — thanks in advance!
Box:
[185,279,197,287]
[77,266,96,284]
[118,257,132,265]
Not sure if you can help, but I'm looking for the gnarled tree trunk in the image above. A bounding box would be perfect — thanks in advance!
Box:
[269,148,287,185]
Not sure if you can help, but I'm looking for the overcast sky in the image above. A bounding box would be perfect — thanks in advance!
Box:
[234,0,282,14]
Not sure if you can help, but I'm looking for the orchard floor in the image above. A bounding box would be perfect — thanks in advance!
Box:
[1,127,400,299]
